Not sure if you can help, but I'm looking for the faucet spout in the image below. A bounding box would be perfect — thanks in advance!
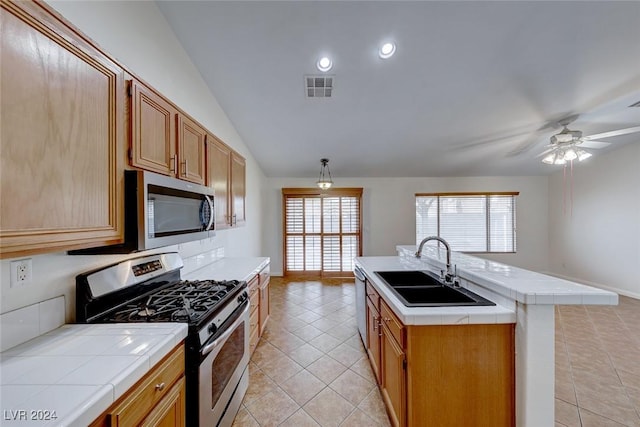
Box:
[415,236,454,282]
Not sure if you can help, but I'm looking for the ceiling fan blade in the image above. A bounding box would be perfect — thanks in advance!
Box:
[585,126,640,140]
[579,140,612,149]
[535,147,555,158]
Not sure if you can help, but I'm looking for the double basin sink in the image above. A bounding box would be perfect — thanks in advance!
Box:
[374,270,495,307]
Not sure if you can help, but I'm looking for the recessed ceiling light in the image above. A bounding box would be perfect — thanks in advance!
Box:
[379,42,396,59]
[317,56,333,72]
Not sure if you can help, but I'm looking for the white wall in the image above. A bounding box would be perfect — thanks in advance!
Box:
[0,1,265,320]
[548,142,640,298]
[264,176,550,276]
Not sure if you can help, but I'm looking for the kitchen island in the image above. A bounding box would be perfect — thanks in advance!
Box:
[355,246,617,427]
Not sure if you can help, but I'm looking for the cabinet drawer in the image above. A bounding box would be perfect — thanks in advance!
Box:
[366,282,380,309]
[250,306,259,335]
[248,275,259,292]
[108,345,185,427]
[380,300,405,348]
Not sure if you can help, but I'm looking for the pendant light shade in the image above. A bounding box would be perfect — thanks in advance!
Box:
[542,145,591,165]
[316,158,333,190]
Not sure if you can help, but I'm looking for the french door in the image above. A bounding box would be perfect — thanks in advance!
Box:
[282,188,363,277]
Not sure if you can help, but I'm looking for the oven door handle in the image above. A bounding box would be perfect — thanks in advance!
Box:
[201,303,249,357]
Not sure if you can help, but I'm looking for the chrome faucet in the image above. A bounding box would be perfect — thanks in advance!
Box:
[415,236,456,285]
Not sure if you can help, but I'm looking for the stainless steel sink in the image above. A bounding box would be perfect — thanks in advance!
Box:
[374,270,495,307]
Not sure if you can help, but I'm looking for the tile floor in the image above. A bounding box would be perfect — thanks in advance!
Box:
[232,277,640,427]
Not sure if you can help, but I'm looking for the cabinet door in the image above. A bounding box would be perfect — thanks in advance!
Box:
[259,277,270,336]
[230,152,246,227]
[0,0,124,258]
[206,135,231,229]
[381,325,406,427]
[177,113,206,184]
[129,79,177,176]
[366,297,382,384]
[140,377,185,427]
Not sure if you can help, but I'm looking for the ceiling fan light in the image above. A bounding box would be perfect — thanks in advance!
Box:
[563,147,578,161]
[576,148,592,161]
[542,153,555,164]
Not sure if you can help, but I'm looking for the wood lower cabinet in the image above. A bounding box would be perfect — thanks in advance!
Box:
[206,134,246,228]
[1,0,125,258]
[248,263,270,355]
[90,344,185,427]
[364,281,515,427]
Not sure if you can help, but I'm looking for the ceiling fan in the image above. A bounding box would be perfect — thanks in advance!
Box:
[536,122,640,165]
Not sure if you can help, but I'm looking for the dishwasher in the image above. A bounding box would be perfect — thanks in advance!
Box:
[354,265,367,347]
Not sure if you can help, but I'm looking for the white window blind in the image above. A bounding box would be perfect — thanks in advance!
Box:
[283,188,362,276]
[416,193,518,253]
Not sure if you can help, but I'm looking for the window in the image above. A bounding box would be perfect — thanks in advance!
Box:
[416,192,518,253]
[283,188,362,277]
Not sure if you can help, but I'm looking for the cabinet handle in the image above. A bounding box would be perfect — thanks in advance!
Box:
[182,159,188,176]
[170,156,177,173]
[155,382,166,391]
[384,317,391,323]
[233,214,237,225]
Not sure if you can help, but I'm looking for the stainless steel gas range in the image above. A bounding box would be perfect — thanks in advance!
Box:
[75,252,249,427]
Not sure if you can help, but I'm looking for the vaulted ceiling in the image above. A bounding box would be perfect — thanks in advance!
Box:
[158,1,640,178]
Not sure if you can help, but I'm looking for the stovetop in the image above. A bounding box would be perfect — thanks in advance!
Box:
[97,279,242,325]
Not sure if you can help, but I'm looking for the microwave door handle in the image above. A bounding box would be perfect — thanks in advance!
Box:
[201,303,249,357]
[205,195,214,230]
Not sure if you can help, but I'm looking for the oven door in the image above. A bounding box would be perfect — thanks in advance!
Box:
[199,302,250,427]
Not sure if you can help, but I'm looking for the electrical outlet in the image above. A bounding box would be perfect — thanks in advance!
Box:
[10,258,32,288]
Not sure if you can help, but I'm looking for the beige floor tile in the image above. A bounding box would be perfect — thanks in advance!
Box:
[357,388,392,427]
[308,333,343,353]
[326,324,358,341]
[328,342,365,367]
[306,355,348,384]
[297,310,324,323]
[349,357,377,384]
[579,408,633,427]
[291,324,325,342]
[231,406,260,427]
[245,388,300,426]
[310,317,341,332]
[343,333,365,351]
[279,409,321,427]
[288,343,325,367]
[266,330,306,353]
[329,369,376,406]
[303,387,355,427]
[555,399,581,427]
[575,382,640,426]
[251,341,285,368]
[260,354,304,385]
[243,367,279,405]
[279,369,326,406]
[340,408,382,426]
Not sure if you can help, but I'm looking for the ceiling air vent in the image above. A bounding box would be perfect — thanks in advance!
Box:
[629,100,640,107]
[305,75,333,98]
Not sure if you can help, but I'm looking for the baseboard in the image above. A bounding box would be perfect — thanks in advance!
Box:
[541,271,640,300]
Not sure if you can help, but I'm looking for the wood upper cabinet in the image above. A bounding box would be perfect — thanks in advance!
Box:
[206,134,246,228]
[128,80,205,185]
[128,79,177,176]
[0,0,124,258]
[176,113,206,185]
[206,134,231,229]
[230,152,246,226]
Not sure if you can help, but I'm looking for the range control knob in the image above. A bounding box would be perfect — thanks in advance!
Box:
[237,292,248,303]
[208,323,217,335]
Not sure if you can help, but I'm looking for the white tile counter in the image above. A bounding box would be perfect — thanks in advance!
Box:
[0,323,187,426]
[184,257,269,282]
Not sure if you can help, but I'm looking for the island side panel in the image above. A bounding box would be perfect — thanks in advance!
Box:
[406,323,515,427]
[515,303,555,427]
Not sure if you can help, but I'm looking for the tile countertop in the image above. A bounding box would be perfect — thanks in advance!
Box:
[183,257,269,282]
[0,323,187,427]
[368,245,618,307]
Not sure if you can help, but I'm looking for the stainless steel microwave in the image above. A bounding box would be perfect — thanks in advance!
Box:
[71,170,214,254]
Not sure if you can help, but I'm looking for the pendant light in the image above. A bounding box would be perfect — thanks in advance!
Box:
[316,158,333,190]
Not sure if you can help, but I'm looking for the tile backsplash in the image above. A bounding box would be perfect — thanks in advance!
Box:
[0,296,65,352]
